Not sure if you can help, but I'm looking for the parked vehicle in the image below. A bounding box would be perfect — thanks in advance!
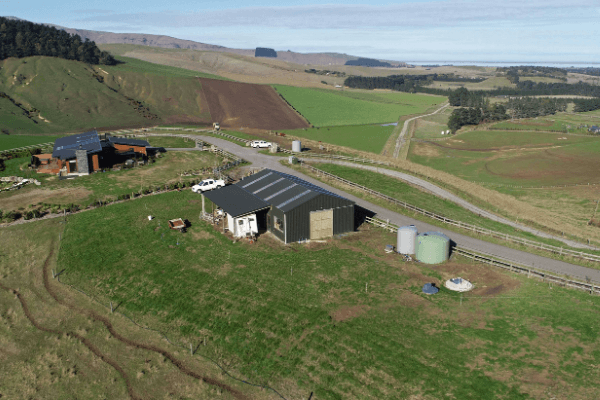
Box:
[192,178,225,192]
[250,140,272,148]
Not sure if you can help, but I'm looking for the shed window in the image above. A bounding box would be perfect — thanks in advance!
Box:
[274,216,283,231]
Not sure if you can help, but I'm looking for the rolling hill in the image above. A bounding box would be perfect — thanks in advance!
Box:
[0,56,216,134]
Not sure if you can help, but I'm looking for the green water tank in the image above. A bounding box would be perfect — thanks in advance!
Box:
[415,231,450,264]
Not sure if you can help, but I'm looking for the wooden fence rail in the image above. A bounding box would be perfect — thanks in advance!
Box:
[364,216,600,293]
[303,164,600,263]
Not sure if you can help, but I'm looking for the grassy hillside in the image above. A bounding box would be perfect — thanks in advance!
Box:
[0,56,216,135]
[110,55,229,80]
[274,85,446,126]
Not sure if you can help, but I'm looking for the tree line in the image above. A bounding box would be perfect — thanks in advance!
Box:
[447,104,509,132]
[345,72,600,98]
[447,88,568,132]
[573,98,600,113]
[343,74,485,92]
[567,67,600,77]
[0,17,116,65]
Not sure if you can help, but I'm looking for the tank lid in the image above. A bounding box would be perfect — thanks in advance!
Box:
[419,231,450,240]
[399,225,418,232]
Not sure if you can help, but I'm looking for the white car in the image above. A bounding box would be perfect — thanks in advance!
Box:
[192,179,225,193]
[250,140,272,148]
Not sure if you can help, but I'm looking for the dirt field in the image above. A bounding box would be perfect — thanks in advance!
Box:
[198,78,310,130]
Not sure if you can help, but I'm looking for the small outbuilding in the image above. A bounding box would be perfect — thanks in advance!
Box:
[203,169,355,243]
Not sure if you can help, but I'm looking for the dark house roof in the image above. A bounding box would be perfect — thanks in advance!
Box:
[52,130,102,160]
[202,185,270,218]
[50,131,152,160]
[108,136,151,147]
[235,169,352,212]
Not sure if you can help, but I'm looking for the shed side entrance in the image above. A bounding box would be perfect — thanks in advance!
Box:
[310,209,333,239]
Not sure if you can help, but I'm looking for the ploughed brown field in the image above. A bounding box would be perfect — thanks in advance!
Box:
[199,78,310,130]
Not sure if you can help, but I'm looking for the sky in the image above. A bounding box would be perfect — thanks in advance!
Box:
[2,0,600,63]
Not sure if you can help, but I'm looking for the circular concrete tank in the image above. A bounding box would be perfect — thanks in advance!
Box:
[415,231,450,264]
[397,225,418,254]
[292,140,302,152]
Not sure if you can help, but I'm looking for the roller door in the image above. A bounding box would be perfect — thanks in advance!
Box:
[310,209,333,239]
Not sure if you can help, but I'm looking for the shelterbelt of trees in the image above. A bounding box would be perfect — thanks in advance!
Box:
[344,70,600,99]
[447,88,570,132]
[0,17,116,65]
[343,74,484,92]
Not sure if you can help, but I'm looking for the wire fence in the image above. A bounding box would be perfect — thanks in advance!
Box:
[364,216,600,292]
[301,163,600,263]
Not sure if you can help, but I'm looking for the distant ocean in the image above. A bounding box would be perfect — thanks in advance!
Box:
[406,61,599,68]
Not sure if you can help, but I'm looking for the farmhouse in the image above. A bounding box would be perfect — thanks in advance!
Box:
[589,125,600,134]
[203,169,355,243]
[31,130,154,175]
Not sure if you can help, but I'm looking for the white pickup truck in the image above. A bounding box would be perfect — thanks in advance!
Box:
[192,178,225,193]
[250,140,272,148]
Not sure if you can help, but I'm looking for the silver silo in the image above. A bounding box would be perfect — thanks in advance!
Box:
[397,225,418,254]
[292,140,302,152]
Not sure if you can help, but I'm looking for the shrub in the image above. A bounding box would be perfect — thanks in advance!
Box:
[4,211,19,221]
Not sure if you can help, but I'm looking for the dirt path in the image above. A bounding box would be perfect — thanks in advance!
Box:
[393,102,449,159]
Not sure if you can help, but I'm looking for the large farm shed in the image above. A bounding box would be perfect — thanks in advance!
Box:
[203,169,355,243]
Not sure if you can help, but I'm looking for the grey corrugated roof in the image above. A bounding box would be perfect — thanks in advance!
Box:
[52,130,102,160]
[108,136,151,147]
[202,185,270,218]
[235,169,352,212]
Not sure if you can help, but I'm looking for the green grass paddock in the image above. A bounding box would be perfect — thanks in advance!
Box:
[55,190,600,399]
[282,124,394,153]
[273,85,445,127]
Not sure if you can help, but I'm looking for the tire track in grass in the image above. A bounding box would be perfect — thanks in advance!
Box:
[42,245,250,400]
[0,279,140,400]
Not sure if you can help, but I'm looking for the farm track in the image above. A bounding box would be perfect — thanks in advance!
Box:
[299,159,594,249]
[393,102,449,159]
[39,244,250,400]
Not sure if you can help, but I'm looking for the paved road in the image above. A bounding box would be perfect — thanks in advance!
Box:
[177,136,600,283]
[300,159,597,250]
[393,103,449,158]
